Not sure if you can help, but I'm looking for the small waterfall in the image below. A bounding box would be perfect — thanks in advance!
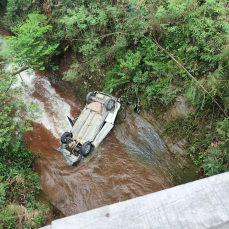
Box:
[1,35,76,138]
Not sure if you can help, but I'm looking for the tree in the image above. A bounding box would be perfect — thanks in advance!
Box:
[2,14,59,71]
[0,69,47,228]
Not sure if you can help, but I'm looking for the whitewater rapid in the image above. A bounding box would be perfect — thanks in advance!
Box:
[10,67,74,139]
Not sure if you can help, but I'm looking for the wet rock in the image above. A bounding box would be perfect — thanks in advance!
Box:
[142,96,191,157]
[114,96,199,185]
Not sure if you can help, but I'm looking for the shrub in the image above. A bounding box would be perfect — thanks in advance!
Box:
[0,70,48,228]
[202,147,229,176]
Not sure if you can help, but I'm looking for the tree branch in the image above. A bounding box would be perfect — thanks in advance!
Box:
[38,27,229,117]
[11,67,29,77]
[145,37,228,118]
[5,67,29,93]
[203,0,208,21]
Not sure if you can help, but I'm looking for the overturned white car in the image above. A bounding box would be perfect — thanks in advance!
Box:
[60,91,120,165]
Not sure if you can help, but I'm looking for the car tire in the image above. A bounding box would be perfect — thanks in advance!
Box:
[61,132,72,144]
[86,92,95,104]
[81,142,91,156]
[105,98,115,111]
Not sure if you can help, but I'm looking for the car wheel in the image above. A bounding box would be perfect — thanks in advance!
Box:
[86,92,95,104]
[81,142,91,156]
[61,132,72,144]
[105,98,115,111]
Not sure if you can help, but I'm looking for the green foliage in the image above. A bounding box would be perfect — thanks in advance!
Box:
[48,0,228,111]
[57,0,229,176]
[0,177,7,209]
[0,1,7,17]
[105,50,141,93]
[0,70,47,228]
[0,74,32,148]
[164,116,200,141]
[190,149,204,166]
[163,108,218,165]
[202,147,229,176]
[120,50,141,71]
[0,178,47,229]
[1,0,229,109]
[165,113,229,177]
[63,61,87,81]
[202,117,229,176]
[60,4,108,40]
[1,0,229,177]
[2,14,59,70]
[2,0,41,28]
[216,117,229,140]
[160,0,229,109]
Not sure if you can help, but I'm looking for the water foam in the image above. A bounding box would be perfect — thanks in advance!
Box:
[11,68,73,139]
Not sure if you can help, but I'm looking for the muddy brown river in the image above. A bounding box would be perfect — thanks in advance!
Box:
[22,72,171,215]
[1,29,198,216]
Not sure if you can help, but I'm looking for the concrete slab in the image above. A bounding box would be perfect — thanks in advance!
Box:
[50,172,229,229]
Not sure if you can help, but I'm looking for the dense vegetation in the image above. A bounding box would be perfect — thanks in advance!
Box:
[0,64,47,228]
[0,0,229,208]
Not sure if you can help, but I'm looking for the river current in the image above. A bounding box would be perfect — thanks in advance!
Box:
[1,29,193,216]
[18,69,171,215]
